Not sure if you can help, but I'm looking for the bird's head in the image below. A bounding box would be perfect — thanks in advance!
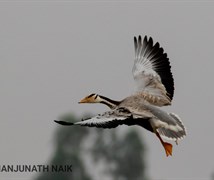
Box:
[78,93,102,104]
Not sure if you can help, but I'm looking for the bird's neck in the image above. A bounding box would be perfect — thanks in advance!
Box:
[98,95,120,109]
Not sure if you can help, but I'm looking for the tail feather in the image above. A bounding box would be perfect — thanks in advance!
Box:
[157,113,186,143]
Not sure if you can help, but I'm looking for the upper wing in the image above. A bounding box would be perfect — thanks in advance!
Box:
[132,35,174,106]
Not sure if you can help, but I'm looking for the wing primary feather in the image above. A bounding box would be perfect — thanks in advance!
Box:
[134,36,137,58]
[54,120,74,126]
[137,36,142,58]
[138,35,142,46]
[146,42,160,59]
[144,37,153,58]
[140,36,150,64]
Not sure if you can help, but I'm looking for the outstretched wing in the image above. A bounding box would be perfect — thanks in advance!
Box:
[55,108,131,129]
[54,107,150,129]
[132,35,174,106]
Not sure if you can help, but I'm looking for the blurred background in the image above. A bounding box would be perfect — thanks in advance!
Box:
[0,1,214,180]
[35,113,148,180]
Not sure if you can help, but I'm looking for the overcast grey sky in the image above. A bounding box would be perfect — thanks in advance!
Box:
[0,1,214,180]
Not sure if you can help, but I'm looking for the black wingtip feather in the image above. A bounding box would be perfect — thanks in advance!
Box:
[54,120,74,126]
[138,35,142,46]
[148,37,153,44]
[134,36,137,51]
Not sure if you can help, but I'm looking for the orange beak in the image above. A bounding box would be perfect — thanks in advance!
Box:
[78,97,89,103]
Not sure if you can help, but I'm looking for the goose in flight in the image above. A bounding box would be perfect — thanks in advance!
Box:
[55,35,186,157]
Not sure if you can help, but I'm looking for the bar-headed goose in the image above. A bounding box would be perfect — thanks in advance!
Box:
[55,35,186,157]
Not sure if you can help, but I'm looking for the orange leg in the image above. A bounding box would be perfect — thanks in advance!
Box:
[156,132,173,157]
